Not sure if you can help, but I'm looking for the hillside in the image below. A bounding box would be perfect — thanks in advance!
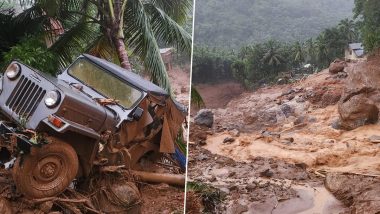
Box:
[194,0,355,47]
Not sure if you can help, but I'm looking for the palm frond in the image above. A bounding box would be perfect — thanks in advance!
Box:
[151,0,191,24]
[145,3,191,55]
[124,0,170,91]
[191,86,204,108]
[49,21,100,68]
[87,35,117,62]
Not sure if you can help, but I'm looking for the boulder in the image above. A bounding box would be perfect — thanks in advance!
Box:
[338,93,379,130]
[194,109,214,128]
[329,59,346,74]
[280,104,294,117]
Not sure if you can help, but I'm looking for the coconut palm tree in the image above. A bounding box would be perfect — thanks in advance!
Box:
[17,0,192,91]
[338,18,359,43]
[291,41,304,66]
[261,40,286,75]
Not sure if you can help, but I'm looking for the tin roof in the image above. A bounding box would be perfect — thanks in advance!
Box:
[348,43,365,57]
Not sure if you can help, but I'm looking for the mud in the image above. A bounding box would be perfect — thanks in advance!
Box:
[188,57,380,213]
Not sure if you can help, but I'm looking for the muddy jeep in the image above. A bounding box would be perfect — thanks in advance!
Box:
[0,54,186,198]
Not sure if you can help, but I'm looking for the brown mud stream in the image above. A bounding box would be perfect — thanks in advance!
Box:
[188,56,380,213]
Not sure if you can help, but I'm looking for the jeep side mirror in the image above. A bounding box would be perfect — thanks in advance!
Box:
[131,107,144,121]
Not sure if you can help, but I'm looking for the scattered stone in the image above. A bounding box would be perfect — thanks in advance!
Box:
[331,119,341,129]
[196,153,208,161]
[294,116,307,125]
[369,135,380,143]
[246,184,257,191]
[280,104,293,117]
[208,175,217,182]
[320,90,342,107]
[295,163,307,169]
[227,202,248,214]
[198,140,207,146]
[228,171,236,178]
[295,96,305,103]
[260,169,274,178]
[281,89,295,96]
[223,137,236,144]
[229,129,240,137]
[194,109,214,128]
[180,86,187,93]
[324,139,336,144]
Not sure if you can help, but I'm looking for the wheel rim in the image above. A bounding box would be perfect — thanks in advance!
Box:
[31,154,67,191]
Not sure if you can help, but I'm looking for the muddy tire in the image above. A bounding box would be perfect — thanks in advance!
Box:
[12,141,78,199]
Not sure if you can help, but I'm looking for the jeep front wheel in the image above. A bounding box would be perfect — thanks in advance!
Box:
[12,141,78,199]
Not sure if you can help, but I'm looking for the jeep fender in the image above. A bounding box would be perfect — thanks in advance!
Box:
[41,117,100,177]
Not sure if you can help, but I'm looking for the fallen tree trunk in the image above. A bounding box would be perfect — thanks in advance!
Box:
[132,171,185,186]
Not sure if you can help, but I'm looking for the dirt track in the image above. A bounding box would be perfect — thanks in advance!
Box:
[188,56,380,213]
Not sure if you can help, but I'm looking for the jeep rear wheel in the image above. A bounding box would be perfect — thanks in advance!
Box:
[12,141,78,199]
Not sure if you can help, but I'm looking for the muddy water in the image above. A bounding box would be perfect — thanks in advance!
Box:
[201,117,380,213]
[205,124,380,176]
[269,185,346,214]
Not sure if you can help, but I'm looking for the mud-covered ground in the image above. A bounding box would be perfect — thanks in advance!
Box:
[187,56,380,213]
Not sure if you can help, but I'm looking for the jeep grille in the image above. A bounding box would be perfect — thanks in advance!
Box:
[6,75,46,118]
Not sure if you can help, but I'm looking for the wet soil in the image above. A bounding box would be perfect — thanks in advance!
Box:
[192,82,244,110]
[188,58,380,213]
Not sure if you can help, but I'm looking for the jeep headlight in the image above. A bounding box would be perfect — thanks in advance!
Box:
[44,90,61,108]
[6,63,21,80]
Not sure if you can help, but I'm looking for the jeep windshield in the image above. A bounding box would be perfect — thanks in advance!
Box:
[68,58,143,109]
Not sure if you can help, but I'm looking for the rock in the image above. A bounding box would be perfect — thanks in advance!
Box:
[207,175,216,182]
[320,90,342,107]
[280,104,293,117]
[281,89,295,96]
[325,172,380,213]
[223,137,235,144]
[196,153,208,161]
[198,140,207,146]
[180,86,187,93]
[294,116,307,125]
[295,96,305,103]
[369,135,380,143]
[94,180,141,213]
[227,202,248,214]
[229,129,240,137]
[324,139,336,144]
[194,109,214,128]
[260,169,274,177]
[246,183,257,191]
[338,93,379,130]
[331,119,341,129]
[329,59,346,74]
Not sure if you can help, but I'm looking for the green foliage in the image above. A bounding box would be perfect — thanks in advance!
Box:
[194,18,360,88]
[190,86,204,108]
[354,0,380,51]
[187,181,225,213]
[191,46,236,83]
[1,0,192,92]
[194,0,355,47]
[2,36,58,75]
